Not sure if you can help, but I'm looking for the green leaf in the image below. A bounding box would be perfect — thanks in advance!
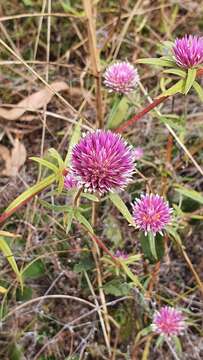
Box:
[107,96,129,129]
[159,116,185,134]
[167,226,182,246]
[149,233,157,260]
[120,262,143,290]
[81,193,99,202]
[160,79,185,96]
[5,174,56,213]
[163,68,186,78]
[175,186,203,205]
[65,120,81,166]
[22,259,45,279]
[137,57,175,67]
[135,326,152,343]
[30,157,58,173]
[140,233,165,263]
[73,252,94,273]
[16,286,32,301]
[104,279,132,296]
[0,237,23,290]
[173,336,182,354]
[66,208,75,234]
[75,210,94,233]
[184,68,197,94]
[39,199,72,212]
[193,81,203,102]
[109,193,134,226]
[48,148,64,167]
[155,335,164,348]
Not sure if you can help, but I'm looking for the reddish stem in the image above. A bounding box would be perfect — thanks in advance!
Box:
[0,194,34,224]
[116,67,203,134]
[88,231,119,264]
[115,95,168,133]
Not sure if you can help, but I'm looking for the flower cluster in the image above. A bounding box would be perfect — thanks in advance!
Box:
[132,194,172,235]
[103,61,139,94]
[173,35,203,69]
[69,130,135,194]
[152,306,185,337]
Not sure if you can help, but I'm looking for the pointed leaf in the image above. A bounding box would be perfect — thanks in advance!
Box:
[0,237,23,289]
[107,96,129,129]
[81,193,99,202]
[5,174,56,212]
[184,68,197,94]
[48,148,64,167]
[109,193,134,226]
[167,226,182,246]
[137,57,175,67]
[75,210,94,233]
[30,157,58,173]
[163,68,186,78]
[160,79,185,96]
[66,208,75,234]
[120,262,143,290]
[193,81,203,102]
[39,199,72,212]
[175,186,203,205]
[140,233,165,263]
[149,233,157,260]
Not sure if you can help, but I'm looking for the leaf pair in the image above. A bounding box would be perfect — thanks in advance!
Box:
[0,231,23,292]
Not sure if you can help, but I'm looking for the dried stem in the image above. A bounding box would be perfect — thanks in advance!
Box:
[90,201,111,348]
[83,0,103,128]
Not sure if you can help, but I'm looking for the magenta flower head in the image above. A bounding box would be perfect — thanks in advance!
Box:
[152,306,185,338]
[132,194,172,235]
[103,61,139,94]
[71,130,135,194]
[64,173,79,190]
[173,35,203,69]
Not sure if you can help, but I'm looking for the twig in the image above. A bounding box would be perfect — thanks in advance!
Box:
[84,271,111,356]
[181,247,203,296]
[83,0,103,128]
[116,68,203,134]
[0,38,77,116]
[115,95,168,133]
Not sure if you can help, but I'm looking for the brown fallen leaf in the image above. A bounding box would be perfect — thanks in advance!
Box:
[0,139,26,176]
[0,81,68,121]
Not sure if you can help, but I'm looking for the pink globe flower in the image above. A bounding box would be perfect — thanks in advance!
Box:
[173,35,203,69]
[152,306,185,337]
[71,130,135,194]
[103,61,139,94]
[132,194,172,235]
[133,147,144,160]
[64,174,79,190]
